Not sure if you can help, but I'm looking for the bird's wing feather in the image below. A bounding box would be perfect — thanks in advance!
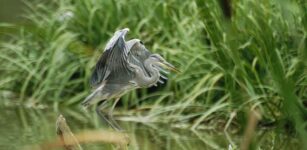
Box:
[105,36,132,83]
[90,29,131,87]
[90,50,110,87]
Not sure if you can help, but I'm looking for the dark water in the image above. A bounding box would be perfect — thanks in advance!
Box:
[0,106,301,150]
[0,106,227,150]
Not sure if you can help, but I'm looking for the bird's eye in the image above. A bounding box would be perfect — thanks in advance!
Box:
[140,41,144,45]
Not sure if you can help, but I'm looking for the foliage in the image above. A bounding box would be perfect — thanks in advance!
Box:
[0,0,306,148]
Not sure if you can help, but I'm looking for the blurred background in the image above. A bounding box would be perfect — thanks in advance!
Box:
[0,0,306,149]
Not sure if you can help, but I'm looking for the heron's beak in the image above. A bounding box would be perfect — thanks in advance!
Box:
[159,61,181,73]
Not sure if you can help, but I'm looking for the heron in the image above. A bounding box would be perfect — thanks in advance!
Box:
[82,28,179,131]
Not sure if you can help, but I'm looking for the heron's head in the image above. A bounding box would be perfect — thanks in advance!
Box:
[149,54,180,73]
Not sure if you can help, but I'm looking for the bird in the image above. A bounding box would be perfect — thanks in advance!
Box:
[128,54,178,88]
[82,28,179,131]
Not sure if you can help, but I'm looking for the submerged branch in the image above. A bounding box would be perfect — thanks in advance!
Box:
[25,114,129,150]
[56,114,83,150]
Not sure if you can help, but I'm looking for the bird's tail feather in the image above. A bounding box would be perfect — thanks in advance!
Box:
[81,91,99,108]
[82,81,106,108]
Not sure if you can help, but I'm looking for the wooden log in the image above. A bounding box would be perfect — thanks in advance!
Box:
[27,115,129,150]
[56,114,83,150]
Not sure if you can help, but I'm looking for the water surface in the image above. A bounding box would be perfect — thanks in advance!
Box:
[0,106,301,150]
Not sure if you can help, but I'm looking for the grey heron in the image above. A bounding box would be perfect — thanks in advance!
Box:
[82,28,178,131]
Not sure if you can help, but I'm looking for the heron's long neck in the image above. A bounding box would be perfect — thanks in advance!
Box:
[142,59,160,86]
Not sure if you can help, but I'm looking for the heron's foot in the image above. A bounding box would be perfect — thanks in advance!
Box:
[128,80,137,86]
[96,110,122,131]
[128,63,142,74]
[107,113,124,131]
[128,63,137,69]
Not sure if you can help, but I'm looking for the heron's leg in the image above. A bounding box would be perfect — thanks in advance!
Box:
[108,97,120,117]
[107,98,123,131]
[96,100,114,128]
[96,99,123,131]
[108,98,130,145]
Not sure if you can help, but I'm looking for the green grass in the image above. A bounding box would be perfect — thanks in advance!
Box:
[0,0,306,149]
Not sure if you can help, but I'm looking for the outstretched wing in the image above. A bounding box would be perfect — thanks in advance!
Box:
[90,28,131,87]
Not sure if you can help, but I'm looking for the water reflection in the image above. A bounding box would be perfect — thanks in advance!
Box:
[0,106,300,150]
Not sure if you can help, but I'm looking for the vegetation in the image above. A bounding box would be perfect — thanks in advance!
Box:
[0,0,306,149]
